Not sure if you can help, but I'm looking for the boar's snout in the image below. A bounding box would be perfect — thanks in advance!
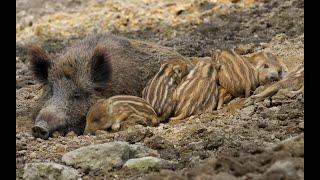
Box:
[32,107,67,139]
[32,125,49,140]
[32,119,50,139]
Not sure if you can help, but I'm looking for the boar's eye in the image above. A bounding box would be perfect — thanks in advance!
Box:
[73,91,81,99]
[72,90,87,100]
[263,64,269,69]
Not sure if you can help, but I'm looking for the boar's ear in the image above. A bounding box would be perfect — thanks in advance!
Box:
[28,46,51,83]
[90,46,112,88]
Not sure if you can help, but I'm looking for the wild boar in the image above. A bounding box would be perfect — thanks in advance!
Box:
[170,60,219,121]
[29,33,187,139]
[84,95,159,135]
[214,50,287,109]
[244,64,304,106]
[142,58,190,122]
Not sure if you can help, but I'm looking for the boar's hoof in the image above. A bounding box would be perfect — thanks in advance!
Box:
[32,126,50,140]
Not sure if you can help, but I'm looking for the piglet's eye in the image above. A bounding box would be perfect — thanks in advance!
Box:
[263,64,269,68]
[93,117,100,123]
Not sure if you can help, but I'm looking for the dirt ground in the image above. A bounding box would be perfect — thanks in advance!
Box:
[16,0,304,179]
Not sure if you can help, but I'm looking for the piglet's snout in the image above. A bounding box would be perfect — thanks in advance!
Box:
[269,73,280,81]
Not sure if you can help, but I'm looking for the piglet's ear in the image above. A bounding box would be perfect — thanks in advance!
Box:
[244,53,259,67]
[28,46,51,83]
[215,63,221,71]
[90,46,112,88]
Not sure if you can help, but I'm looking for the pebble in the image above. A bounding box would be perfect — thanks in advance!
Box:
[18,150,27,154]
[258,121,268,128]
[66,131,77,137]
[55,144,67,154]
[260,42,269,48]
[36,138,44,142]
[29,152,37,159]
[298,122,304,130]
[52,131,62,138]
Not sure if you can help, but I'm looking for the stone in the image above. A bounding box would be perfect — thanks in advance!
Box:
[62,141,131,171]
[130,143,160,158]
[52,131,63,138]
[62,141,159,171]
[29,152,37,159]
[55,144,67,154]
[123,156,171,170]
[65,131,77,138]
[298,122,304,130]
[23,162,80,180]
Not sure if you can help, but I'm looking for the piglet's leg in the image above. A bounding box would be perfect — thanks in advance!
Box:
[275,85,304,99]
[111,112,131,131]
[245,85,251,98]
[244,83,280,106]
[169,111,189,121]
[158,108,174,123]
[253,84,280,102]
[217,87,232,110]
[150,116,160,126]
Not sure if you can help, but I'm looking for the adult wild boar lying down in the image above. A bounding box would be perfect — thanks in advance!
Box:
[28,33,188,139]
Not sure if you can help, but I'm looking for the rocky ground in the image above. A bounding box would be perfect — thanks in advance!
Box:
[16,0,304,179]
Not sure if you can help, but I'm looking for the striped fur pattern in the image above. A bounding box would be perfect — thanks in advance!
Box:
[216,49,259,98]
[244,64,303,106]
[142,58,189,122]
[214,50,288,109]
[189,57,212,65]
[170,60,219,121]
[84,95,159,134]
[244,51,288,85]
